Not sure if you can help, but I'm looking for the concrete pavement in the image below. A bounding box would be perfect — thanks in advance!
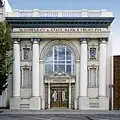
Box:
[0,109,120,115]
[0,109,120,120]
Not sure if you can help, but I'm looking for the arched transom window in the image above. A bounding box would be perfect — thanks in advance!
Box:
[45,45,75,75]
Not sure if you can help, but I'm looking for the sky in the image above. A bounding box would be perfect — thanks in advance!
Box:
[8,0,120,55]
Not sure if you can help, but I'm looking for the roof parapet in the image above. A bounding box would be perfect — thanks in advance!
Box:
[5,9,113,18]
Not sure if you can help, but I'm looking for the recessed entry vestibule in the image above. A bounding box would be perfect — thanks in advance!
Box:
[44,72,75,109]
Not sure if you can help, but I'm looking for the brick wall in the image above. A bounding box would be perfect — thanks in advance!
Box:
[113,56,120,110]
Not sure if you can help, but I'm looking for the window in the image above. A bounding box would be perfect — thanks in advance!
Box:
[88,45,98,60]
[45,45,75,75]
[21,66,32,87]
[23,48,30,60]
[88,66,98,87]
[21,46,31,61]
[90,48,96,59]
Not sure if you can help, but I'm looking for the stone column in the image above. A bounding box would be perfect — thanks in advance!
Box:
[74,60,80,109]
[69,81,72,109]
[13,39,20,97]
[48,81,51,109]
[30,38,41,110]
[39,60,45,109]
[10,38,20,109]
[80,38,88,96]
[99,38,109,110]
[99,39,107,96]
[79,38,89,110]
[32,39,40,96]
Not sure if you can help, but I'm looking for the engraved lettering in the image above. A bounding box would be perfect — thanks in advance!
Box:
[13,28,104,33]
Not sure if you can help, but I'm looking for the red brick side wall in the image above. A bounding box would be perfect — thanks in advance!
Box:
[113,56,120,110]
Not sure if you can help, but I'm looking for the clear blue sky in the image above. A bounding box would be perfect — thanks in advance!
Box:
[8,0,120,55]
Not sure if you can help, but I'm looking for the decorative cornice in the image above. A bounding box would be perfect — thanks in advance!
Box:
[6,17,114,28]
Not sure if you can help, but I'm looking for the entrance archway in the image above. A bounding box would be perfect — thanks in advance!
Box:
[40,40,80,109]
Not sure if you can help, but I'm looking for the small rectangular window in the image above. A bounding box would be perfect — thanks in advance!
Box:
[23,48,30,61]
[21,67,32,88]
[21,46,31,61]
[88,67,98,87]
[88,46,98,60]
[90,48,96,60]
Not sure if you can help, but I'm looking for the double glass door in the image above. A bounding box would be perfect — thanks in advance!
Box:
[51,87,68,108]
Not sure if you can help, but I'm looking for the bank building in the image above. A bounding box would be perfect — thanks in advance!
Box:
[0,0,115,110]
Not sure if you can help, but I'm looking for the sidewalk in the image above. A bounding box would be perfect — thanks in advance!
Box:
[0,109,120,115]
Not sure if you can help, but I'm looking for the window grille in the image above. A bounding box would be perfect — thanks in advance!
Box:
[21,46,32,61]
[21,67,32,87]
[88,67,98,87]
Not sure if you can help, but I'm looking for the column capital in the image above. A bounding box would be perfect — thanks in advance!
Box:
[31,38,40,43]
[99,38,108,43]
[80,38,90,44]
[13,38,20,44]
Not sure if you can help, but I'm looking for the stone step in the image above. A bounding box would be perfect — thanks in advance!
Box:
[89,98,99,108]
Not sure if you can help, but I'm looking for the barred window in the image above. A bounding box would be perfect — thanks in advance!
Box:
[23,48,30,60]
[21,46,32,61]
[21,67,32,87]
[88,67,98,87]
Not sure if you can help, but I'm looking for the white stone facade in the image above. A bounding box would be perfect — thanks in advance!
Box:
[0,7,114,110]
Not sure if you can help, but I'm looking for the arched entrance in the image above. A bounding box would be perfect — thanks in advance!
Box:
[43,43,76,109]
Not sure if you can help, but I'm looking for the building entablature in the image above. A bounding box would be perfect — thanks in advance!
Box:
[11,31,110,39]
[5,9,114,28]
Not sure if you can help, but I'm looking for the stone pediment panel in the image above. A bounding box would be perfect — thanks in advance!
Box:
[44,68,75,80]
[52,69,69,77]
[44,69,75,83]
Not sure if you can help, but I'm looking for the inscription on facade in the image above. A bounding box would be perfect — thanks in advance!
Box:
[13,28,108,33]
[52,79,67,83]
